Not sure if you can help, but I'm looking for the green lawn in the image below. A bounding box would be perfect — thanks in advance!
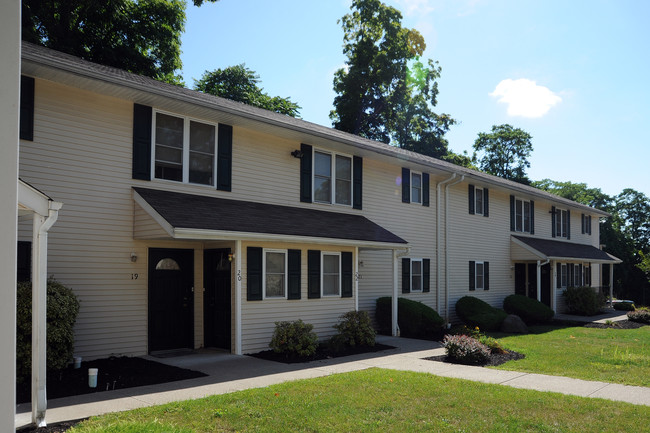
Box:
[69,369,648,433]
[491,325,650,386]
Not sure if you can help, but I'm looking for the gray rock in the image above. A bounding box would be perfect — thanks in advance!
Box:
[501,314,528,334]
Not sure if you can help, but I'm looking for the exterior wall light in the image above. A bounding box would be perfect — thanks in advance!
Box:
[291,150,303,158]
[130,252,138,263]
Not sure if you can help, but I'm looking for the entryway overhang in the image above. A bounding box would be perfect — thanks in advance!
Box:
[511,235,621,264]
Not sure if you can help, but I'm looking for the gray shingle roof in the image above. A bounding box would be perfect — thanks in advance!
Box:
[21,41,609,217]
[512,235,620,262]
[134,187,407,246]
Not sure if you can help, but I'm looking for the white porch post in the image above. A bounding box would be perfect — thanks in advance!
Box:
[354,246,359,312]
[392,249,398,337]
[536,260,542,302]
[609,263,614,307]
[551,261,557,312]
[1,1,20,429]
[235,240,242,355]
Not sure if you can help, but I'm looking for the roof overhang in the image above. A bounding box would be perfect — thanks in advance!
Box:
[18,179,62,217]
[133,187,407,250]
[511,235,622,264]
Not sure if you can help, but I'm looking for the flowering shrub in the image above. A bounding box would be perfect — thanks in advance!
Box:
[269,319,318,358]
[628,308,650,324]
[329,311,376,353]
[443,334,491,365]
[452,325,506,354]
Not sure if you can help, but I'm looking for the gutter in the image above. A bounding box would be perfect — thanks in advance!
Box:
[444,174,465,323]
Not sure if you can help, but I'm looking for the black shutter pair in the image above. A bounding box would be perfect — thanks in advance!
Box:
[469,261,489,290]
[510,195,534,233]
[402,168,430,206]
[469,185,488,216]
[300,144,363,209]
[247,247,302,300]
[308,250,353,299]
[20,76,35,141]
[401,258,430,293]
[132,103,232,190]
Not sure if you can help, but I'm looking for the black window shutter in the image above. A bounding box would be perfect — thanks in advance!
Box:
[469,261,476,291]
[530,200,535,234]
[342,252,353,298]
[579,264,583,286]
[132,103,152,180]
[588,215,592,235]
[217,124,233,191]
[556,263,562,288]
[568,264,574,287]
[510,195,516,231]
[551,206,556,238]
[287,249,301,300]
[567,210,571,239]
[483,188,489,217]
[246,247,263,301]
[402,258,411,293]
[402,168,410,203]
[353,156,363,209]
[300,144,313,203]
[308,250,321,299]
[581,214,585,234]
[20,76,35,141]
[469,185,475,215]
[423,173,430,207]
[423,258,430,292]
[484,262,490,290]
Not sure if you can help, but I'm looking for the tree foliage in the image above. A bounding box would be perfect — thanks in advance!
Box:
[194,64,301,117]
[473,124,533,183]
[22,0,220,85]
[330,0,456,159]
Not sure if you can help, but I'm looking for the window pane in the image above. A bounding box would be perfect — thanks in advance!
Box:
[323,254,339,273]
[323,275,340,296]
[189,121,215,154]
[266,252,285,273]
[265,252,286,298]
[336,179,351,205]
[323,254,340,296]
[335,155,352,205]
[411,173,421,204]
[523,201,531,232]
[155,258,180,270]
[314,152,331,177]
[314,177,331,203]
[515,199,523,232]
[155,113,183,148]
[314,152,332,203]
[561,264,567,287]
[561,210,568,237]
[155,146,182,165]
[476,188,483,215]
[265,274,285,297]
[412,260,422,275]
[335,155,351,181]
[412,276,422,291]
[476,263,484,289]
[189,153,213,185]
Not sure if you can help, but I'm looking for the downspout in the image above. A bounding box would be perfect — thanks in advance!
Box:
[32,202,62,427]
[436,173,457,314]
[444,175,464,323]
[392,247,411,337]
[536,259,549,302]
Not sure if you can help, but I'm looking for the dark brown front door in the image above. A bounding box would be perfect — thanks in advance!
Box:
[527,263,538,299]
[204,249,231,350]
[514,263,526,296]
[148,248,194,353]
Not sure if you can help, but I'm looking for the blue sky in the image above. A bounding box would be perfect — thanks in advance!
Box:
[181,0,649,199]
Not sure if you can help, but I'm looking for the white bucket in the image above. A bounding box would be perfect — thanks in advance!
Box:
[74,356,82,369]
[88,368,98,388]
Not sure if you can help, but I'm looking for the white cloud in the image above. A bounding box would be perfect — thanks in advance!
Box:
[490,78,562,118]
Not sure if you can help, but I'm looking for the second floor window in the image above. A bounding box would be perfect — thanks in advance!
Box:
[411,172,422,204]
[154,112,216,186]
[556,209,568,238]
[314,151,352,206]
[514,198,533,233]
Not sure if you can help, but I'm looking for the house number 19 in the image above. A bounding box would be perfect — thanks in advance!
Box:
[131,274,139,280]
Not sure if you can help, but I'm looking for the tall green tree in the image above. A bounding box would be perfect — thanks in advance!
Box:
[330,0,456,158]
[194,65,301,117]
[22,0,219,85]
[473,124,533,183]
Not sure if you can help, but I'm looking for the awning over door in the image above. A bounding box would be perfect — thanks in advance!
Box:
[511,235,621,264]
[133,187,407,249]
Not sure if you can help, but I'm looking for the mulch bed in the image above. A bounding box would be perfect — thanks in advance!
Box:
[16,356,207,405]
[251,343,395,364]
[424,349,525,367]
[584,320,648,329]
[16,419,85,433]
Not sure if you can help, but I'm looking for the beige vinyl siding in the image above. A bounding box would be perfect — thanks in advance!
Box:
[357,250,393,325]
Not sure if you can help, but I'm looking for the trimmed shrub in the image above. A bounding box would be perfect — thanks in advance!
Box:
[16,278,80,383]
[443,334,491,364]
[455,296,507,331]
[563,286,605,316]
[613,302,636,311]
[628,308,650,324]
[375,297,444,339]
[329,310,376,353]
[503,294,554,324]
[269,320,318,358]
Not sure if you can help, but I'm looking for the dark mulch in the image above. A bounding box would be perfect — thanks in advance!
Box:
[16,356,207,405]
[16,419,85,433]
[424,349,525,367]
[251,343,395,364]
[584,320,648,329]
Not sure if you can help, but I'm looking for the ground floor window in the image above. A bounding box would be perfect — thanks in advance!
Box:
[264,249,287,298]
[469,260,489,290]
[322,252,341,297]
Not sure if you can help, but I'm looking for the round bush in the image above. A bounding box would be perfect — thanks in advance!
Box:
[455,296,507,331]
[613,301,635,311]
[269,319,318,358]
[563,286,605,316]
[375,297,444,339]
[329,310,376,352]
[627,308,650,324]
[17,278,80,383]
[503,294,554,324]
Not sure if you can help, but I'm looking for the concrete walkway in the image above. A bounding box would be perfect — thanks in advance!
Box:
[15,331,650,429]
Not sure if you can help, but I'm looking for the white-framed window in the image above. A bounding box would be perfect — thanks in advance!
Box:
[313,150,352,206]
[514,197,532,233]
[557,263,568,289]
[153,110,217,186]
[411,258,423,292]
[475,187,484,215]
[475,261,485,290]
[321,252,341,297]
[556,208,568,238]
[411,172,422,204]
[263,249,287,299]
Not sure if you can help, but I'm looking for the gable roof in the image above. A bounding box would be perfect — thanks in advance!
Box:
[512,235,621,263]
[133,187,407,248]
[21,41,609,217]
